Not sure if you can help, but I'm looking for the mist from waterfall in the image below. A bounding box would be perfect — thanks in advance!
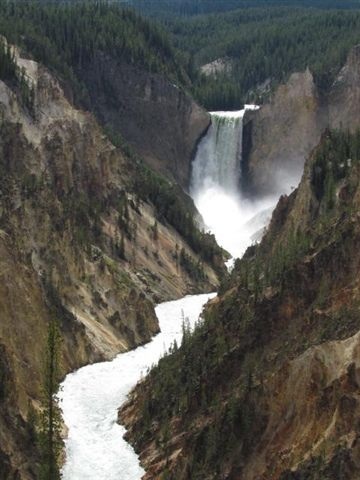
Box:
[190,107,279,259]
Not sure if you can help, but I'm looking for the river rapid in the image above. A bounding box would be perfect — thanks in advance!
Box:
[59,293,216,480]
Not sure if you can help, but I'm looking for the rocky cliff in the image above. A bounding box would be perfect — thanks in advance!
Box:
[80,55,211,190]
[0,47,221,478]
[243,45,360,196]
[120,129,360,479]
[0,3,211,193]
[242,68,324,195]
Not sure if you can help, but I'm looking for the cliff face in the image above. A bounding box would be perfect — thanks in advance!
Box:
[243,69,323,195]
[120,129,360,479]
[0,48,220,478]
[80,54,210,189]
[328,45,360,130]
[243,45,360,196]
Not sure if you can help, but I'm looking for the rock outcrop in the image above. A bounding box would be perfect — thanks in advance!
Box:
[243,45,360,196]
[243,68,323,195]
[328,44,360,130]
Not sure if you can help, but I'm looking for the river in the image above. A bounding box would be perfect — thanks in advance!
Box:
[59,293,216,480]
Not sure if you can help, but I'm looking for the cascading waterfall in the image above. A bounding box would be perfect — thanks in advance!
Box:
[191,110,245,194]
[190,106,276,260]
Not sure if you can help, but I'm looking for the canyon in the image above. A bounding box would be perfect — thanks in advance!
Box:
[3,12,360,480]
[0,44,221,478]
[119,47,360,480]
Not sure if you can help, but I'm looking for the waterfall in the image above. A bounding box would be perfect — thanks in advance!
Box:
[191,110,245,194]
[190,105,276,260]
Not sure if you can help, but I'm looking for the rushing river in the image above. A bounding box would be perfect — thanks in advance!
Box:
[59,293,216,480]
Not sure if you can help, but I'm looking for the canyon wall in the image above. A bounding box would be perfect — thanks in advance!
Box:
[80,54,211,190]
[0,50,220,478]
[121,128,360,479]
[243,45,360,196]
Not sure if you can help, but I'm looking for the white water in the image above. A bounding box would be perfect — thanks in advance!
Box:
[191,105,279,259]
[59,293,215,480]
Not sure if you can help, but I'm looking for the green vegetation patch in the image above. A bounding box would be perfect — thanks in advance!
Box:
[0,1,187,106]
[161,7,360,109]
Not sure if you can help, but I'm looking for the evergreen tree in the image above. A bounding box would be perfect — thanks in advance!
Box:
[38,319,62,480]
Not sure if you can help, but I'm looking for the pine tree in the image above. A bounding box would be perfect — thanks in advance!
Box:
[38,319,62,480]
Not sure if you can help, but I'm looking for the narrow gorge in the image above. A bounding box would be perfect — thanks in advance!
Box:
[55,54,360,478]
[59,106,287,478]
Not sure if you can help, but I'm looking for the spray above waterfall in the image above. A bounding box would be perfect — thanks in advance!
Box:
[190,106,276,259]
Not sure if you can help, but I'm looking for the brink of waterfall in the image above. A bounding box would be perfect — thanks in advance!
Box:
[190,106,276,260]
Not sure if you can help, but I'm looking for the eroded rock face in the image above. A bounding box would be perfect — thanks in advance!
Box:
[243,69,323,195]
[243,45,360,196]
[328,45,360,130]
[242,334,360,479]
[80,55,211,189]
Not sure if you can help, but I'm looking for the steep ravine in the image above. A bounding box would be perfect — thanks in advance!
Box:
[0,46,221,478]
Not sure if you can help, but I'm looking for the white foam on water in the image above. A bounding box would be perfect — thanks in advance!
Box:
[193,184,276,259]
[191,106,276,259]
[59,293,216,480]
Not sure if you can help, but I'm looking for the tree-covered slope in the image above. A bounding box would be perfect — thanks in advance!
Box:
[132,0,360,16]
[120,129,360,479]
[123,0,360,110]
[6,1,360,113]
[166,7,360,109]
[0,1,187,104]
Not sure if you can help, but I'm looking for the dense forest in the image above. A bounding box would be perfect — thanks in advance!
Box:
[132,0,360,16]
[2,1,360,110]
[0,1,187,106]
[164,7,360,109]
[129,0,360,109]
